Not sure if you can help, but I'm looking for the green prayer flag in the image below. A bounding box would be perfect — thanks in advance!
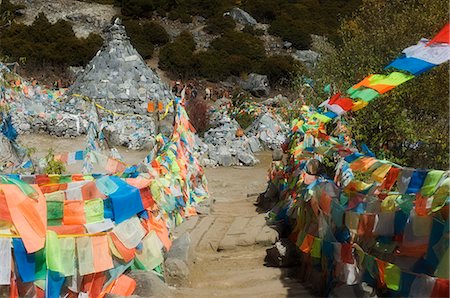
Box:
[35,248,47,280]
[432,178,450,212]
[384,263,401,291]
[311,237,321,258]
[435,247,449,279]
[59,175,72,183]
[59,238,76,277]
[84,198,104,223]
[421,170,445,197]
[47,201,63,220]
[347,87,379,102]
[46,231,63,273]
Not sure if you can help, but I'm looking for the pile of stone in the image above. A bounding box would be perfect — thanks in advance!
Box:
[197,107,259,167]
[66,18,173,115]
[245,112,288,150]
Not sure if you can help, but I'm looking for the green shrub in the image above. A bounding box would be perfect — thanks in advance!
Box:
[158,31,196,78]
[0,0,25,27]
[259,55,305,86]
[168,9,193,23]
[123,19,169,59]
[193,50,228,81]
[242,25,264,36]
[204,15,235,35]
[268,16,312,49]
[0,13,102,67]
[210,31,265,61]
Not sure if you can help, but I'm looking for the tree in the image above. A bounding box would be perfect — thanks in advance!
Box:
[311,0,448,169]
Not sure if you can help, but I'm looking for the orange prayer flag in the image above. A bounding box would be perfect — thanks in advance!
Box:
[147,102,155,113]
[92,236,114,273]
[299,234,314,253]
[110,233,135,262]
[109,275,136,296]
[82,272,106,298]
[158,102,164,112]
[81,182,106,201]
[1,185,47,253]
[63,200,86,225]
[376,259,386,286]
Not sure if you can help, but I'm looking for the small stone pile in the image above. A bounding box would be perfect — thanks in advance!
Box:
[245,112,288,150]
[198,106,259,167]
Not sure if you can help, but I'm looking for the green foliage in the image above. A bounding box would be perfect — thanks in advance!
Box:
[0,13,102,67]
[244,0,362,48]
[204,15,235,35]
[43,148,66,175]
[158,31,196,78]
[210,31,265,62]
[123,19,169,59]
[242,25,264,36]
[193,50,228,81]
[312,0,448,169]
[258,55,305,86]
[121,0,234,19]
[0,0,25,27]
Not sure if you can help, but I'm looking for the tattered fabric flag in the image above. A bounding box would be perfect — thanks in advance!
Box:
[0,238,11,285]
[384,263,401,291]
[426,23,449,45]
[403,38,450,65]
[136,231,164,270]
[12,238,35,282]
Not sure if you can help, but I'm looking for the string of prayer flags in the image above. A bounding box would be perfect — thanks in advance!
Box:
[314,23,450,122]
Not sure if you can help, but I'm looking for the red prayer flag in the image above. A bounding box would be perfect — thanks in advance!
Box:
[427,23,450,46]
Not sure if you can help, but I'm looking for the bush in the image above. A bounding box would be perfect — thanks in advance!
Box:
[185,99,210,134]
[259,55,305,86]
[204,15,235,35]
[168,9,193,23]
[210,31,265,61]
[0,0,25,27]
[158,31,196,78]
[0,13,102,67]
[123,19,169,59]
[193,50,228,81]
[242,25,264,36]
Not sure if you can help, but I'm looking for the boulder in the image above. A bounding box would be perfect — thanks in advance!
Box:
[227,8,257,26]
[241,73,270,97]
[125,271,171,298]
[292,50,320,68]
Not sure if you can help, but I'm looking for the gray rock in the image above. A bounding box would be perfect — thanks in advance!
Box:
[292,49,320,68]
[241,73,270,97]
[165,258,190,286]
[272,148,283,161]
[283,41,292,49]
[227,8,257,26]
[166,233,191,264]
[248,136,261,153]
[126,271,171,298]
[237,151,257,166]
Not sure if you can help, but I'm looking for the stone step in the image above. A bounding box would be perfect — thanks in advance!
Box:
[226,217,251,236]
[173,216,199,238]
[237,214,266,247]
[190,216,216,250]
[255,225,279,246]
[198,216,233,251]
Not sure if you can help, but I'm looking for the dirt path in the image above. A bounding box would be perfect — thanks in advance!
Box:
[173,152,313,298]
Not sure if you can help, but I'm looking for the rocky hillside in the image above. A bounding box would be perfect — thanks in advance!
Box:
[1,0,361,93]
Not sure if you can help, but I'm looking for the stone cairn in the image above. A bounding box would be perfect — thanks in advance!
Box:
[67,18,173,115]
